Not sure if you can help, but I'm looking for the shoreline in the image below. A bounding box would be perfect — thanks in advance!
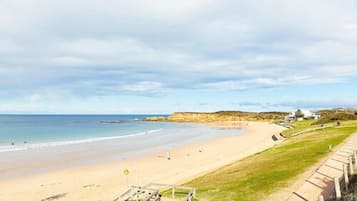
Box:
[0,121,285,201]
[0,122,238,180]
[0,128,165,153]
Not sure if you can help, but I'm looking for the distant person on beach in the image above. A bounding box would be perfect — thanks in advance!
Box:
[11,142,14,146]
[166,151,171,160]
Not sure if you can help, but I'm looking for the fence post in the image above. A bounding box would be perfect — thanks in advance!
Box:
[354,150,357,169]
[172,185,175,199]
[334,177,341,201]
[349,156,354,175]
[343,164,349,190]
[318,195,324,201]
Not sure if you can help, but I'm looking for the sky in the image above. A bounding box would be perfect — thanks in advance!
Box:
[1,0,357,114]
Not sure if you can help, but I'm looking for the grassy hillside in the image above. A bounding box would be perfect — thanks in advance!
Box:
[182,120,357,201]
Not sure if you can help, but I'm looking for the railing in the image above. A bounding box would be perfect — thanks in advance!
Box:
[114,183,196,201]
[145,183,196,201]
[318,149,357,201]
[114,185,160,201]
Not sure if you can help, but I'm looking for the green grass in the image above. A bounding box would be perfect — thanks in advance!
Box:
[185,120,357,201]
[282,119,310,135]
[281,119,319,137]
[281,119,342,137]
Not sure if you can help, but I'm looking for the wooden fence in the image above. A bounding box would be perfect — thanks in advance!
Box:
[318,150,357,201]
[114,183,196,201]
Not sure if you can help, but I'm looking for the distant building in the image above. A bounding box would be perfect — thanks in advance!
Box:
[285,110,321,122]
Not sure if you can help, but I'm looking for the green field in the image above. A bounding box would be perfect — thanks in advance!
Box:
[183,120,357,201]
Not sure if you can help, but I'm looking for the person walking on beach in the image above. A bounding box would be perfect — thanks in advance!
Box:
[166,151,171,160]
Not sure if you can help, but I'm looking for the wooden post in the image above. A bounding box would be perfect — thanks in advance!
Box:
[318,195,324,201]
[349,156,354,175]
[343,164,349,190]
[354,150,357,169]
[334,177,341,201]
[328,144,332,152]
[172,185,175,199]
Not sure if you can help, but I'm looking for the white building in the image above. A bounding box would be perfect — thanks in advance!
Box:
[285,110,321,122]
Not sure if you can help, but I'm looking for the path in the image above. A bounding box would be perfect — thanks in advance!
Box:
[286,133,357,201]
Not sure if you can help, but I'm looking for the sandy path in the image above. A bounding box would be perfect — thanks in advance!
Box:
[0,121,284,201]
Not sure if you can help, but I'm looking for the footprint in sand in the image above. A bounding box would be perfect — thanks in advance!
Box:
[40,193,67,201]
[83,184,101,188]
[40,182,62,187]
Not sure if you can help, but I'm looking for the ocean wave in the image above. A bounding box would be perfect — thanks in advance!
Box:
[0,128,163,153]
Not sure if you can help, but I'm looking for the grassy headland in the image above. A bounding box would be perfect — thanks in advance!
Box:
[181,120,357,201]
[145,111,288,122]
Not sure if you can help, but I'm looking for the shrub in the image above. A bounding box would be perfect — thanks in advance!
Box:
[312,113,357,125]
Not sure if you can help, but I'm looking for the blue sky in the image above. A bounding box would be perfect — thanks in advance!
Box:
[1,0,357,114]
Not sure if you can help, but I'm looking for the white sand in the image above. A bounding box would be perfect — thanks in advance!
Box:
[0,121,284,201]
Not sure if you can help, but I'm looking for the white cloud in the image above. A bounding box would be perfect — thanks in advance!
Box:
[198,75,344,91]
[25,94,42,103]
[1,0,357,105]
[120,81,167,95]
[275,99,357,109]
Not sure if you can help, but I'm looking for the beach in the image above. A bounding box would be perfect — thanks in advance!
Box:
[0,121,284,201]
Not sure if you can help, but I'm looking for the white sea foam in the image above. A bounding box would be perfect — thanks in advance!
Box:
[0,128,163,153]
[0,146,27,153]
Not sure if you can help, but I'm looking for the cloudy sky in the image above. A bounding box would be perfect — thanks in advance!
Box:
[1,0,357,114]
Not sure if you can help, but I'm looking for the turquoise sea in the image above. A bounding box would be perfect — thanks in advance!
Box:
[0,115,242,153]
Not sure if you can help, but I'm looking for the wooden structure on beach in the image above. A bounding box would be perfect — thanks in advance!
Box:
[114,183,196,201]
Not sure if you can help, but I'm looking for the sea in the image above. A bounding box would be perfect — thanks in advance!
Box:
[0,114,243,153]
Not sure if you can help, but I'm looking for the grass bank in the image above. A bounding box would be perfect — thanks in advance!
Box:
[182,120,357,201]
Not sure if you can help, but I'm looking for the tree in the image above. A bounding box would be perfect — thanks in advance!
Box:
[295,109,304,118]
